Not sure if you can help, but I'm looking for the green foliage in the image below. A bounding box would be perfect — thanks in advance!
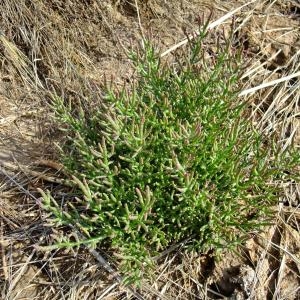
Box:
[43,32,299,284]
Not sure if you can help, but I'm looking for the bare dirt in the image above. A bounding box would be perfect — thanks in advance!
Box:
[0,0,299,299]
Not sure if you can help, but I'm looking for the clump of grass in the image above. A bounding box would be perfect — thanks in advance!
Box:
[41,30,299,283]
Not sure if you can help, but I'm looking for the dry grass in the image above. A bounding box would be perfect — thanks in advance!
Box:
[0,0,299,299]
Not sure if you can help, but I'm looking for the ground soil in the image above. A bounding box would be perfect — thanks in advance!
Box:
[0,0,299,299]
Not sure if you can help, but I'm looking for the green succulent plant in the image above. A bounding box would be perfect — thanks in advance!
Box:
[42,30,299,284]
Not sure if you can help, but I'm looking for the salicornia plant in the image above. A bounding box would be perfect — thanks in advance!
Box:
[41,29,299,284]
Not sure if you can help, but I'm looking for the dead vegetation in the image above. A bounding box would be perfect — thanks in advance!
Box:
[0,0,299,299]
